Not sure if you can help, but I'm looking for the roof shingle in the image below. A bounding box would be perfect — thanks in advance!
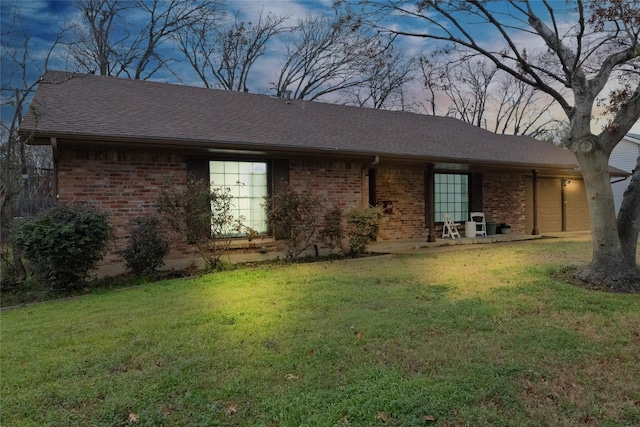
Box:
[21,70,579,170]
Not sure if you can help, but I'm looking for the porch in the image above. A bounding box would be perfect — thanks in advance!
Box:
[366,231,591,254]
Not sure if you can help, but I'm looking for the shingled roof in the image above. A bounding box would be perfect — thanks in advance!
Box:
[21,70,581,171]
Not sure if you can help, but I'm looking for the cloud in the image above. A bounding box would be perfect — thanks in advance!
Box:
[233,0,334,23]
[2,0,638,136]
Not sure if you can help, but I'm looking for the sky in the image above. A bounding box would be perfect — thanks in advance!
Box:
[0,0,335,88]
[2,0,639,135]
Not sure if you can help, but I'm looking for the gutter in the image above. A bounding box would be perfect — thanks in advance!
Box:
[362,156,380,207]
[611,176,629,184]
[19,129,592,176]
[27,133,581,172]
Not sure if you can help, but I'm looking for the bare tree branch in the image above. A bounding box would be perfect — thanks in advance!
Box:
[176,9,287,92]
[272,15,392,101]
[417,55,557,136]
[347,0,640,287]
[1,6,70,280]
[343,43,415,109]
[67,0,224,80]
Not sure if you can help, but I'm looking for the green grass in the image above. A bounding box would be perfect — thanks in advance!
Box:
[2,238,640,426]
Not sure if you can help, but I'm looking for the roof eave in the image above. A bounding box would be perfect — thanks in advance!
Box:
[26,130,587,174]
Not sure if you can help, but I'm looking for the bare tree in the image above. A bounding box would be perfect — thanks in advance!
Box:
[67,0,130,76]
[1,7,66,282]
[344,45,415,109]
[419,55,558,136]
[418,55,442,116]
[492,74,559,138]
[176,9,288,91]
[347,0,640,289]
[67,0,224,80]
[272,15,391,101]
[441,58,496,128]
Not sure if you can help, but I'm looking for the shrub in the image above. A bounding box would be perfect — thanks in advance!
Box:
[158,175,244,270]
[346,206,383,255]
[264,185,326,260]
[12,204,113,291]
[122,215,169,276]
[320,206,344,251]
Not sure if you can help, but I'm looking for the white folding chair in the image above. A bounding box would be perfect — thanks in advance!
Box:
[441,213,460,239]
[470,212,487,236]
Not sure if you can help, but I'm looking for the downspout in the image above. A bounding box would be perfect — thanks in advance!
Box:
[51,137,58,201]
[362,156,379,207]
[561,177,567,232]
[426,164,436,242]
[531,170,539,235]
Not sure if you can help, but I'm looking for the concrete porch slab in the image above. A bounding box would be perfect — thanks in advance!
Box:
[367,231,591,254]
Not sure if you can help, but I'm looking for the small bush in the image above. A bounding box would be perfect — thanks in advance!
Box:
[320,206,344,251]
[346,206,383,255]
[158,175,244,269]
[12,204,113,291]
[264,185,326,260]
[158,177,212,246]
[122,215,169,277]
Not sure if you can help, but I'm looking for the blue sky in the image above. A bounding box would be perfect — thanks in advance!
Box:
[2,0,348,130]
[0,0,336,86]
[2,0,639,134]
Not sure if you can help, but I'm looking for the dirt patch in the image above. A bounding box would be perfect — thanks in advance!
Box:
[551,267,640,294]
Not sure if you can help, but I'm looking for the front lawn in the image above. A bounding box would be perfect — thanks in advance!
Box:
[2,238,639,426]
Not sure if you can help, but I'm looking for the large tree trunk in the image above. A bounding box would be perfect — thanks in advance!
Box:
[574,149,640,291]
[617,156,640,268]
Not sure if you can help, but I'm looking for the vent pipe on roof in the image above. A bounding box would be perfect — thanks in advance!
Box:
[282,89,292,104]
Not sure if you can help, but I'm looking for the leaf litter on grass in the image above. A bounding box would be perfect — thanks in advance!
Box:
[2,239,640,426]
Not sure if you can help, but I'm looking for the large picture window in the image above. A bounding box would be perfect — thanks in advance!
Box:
[435,173,469,223]
[209,161,268,234]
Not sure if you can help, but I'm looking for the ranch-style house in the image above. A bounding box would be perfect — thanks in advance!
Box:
[20,71,624,274]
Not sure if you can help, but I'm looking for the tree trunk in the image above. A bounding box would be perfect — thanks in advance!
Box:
[12,243,27,283]
[617,156,640,268]
[574,149,640,291]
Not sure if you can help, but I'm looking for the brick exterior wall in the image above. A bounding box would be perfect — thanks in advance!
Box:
[482,172,526,233]
[57,146,196,272]
[288,162,429,241]
[288,159,363,212]
[55,146,557,275]
[375,167,427,240]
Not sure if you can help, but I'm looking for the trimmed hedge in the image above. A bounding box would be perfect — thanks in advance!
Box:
[12,204,113,291]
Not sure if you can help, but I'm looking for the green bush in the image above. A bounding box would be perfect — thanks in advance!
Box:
[122,215,169,277]
[158,175,244,270]
[12,204,113,291]
[264,185,326,260]
[320,206,344,251]
[265,186,383,259]
[346,206,383,255]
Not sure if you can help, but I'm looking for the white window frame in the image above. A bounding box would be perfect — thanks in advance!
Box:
[209,160,268,234]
